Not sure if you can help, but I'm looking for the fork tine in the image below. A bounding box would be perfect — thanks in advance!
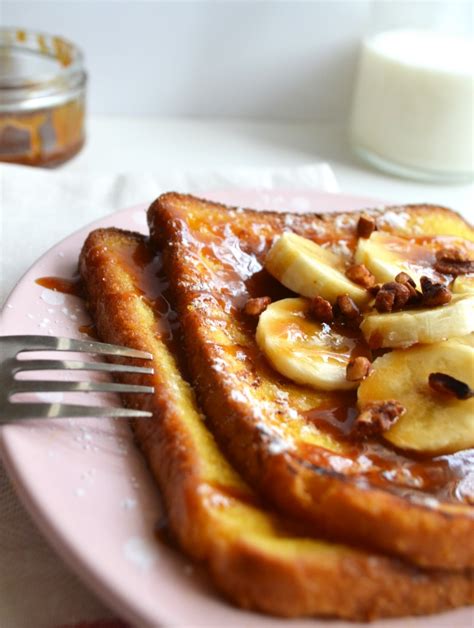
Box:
[11,381,154,395]
[5,402,152,420]
[8,335,152,359]
[14,359,154,375]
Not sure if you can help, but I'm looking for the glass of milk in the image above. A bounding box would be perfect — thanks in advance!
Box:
[350,29,474,182]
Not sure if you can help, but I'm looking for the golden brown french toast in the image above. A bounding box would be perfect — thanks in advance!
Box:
[148,192,474,570]
[79,227,473,620]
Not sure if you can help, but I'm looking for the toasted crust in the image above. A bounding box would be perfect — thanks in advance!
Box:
[78,228,474,620]
[148,192,474,569]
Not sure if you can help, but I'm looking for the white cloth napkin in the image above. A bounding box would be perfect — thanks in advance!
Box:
[0,161,338,628]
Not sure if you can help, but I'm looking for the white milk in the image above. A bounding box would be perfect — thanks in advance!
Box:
[350,30,474,181]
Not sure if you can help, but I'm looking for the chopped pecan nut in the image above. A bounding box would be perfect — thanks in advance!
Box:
[352,400,405,438]
[310,296,334,323]
[336,294,360,320]
[388,281,411,308]
[436,247,469,262]
[420,276,452,307]
[395,271,419,301]
[395,271,416,288]
[357,214,376,239]
[345,263,376,288]
[346,356,373,382]
[434,247,474,276]
[435,259,474,275]
[243,296,271,316]
[374,288,395,312]
[409,289,424,306]
[368,283,382,297]
[374,281,411,312]
[428,372,474,400]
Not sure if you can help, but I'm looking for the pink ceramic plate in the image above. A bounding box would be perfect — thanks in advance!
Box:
[0,189,470,628]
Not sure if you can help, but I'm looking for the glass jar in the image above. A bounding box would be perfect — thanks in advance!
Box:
[0,28,87,167]
[349,5,474,183]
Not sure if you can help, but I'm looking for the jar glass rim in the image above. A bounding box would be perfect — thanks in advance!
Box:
[0,27,86,111]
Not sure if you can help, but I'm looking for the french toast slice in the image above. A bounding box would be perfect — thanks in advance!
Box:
[148,192,474,570]
[79,227,473,620]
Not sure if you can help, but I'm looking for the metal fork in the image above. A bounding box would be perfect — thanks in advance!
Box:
[0,335,154,422]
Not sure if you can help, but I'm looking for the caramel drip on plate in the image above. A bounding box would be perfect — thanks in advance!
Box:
[36,276,83,297]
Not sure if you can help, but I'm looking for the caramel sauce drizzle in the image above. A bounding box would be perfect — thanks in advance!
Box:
[35,275,83,297]
[302,401,466,503]
[112,239,179,356]
[0,101,85,166]
[78,324,96,338]
[171,209,473,506]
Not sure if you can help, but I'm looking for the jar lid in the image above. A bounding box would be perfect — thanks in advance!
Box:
[0,28,86,112]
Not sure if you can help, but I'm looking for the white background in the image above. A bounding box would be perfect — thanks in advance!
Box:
[2,0,473,119]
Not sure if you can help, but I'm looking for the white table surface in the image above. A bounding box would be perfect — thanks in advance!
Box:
[72,116,474,210]
[1,115,473,307]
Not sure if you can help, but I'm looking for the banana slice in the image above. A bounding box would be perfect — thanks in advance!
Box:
[452,275,474,295]
[355,232,436,287]
[358,340,474,454]
[265,232,368,306]
[361,294,474,348]
[256,298,358,391]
